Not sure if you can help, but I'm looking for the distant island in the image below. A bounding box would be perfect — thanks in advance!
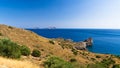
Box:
[28,26,57,29]
[44,26,57,29]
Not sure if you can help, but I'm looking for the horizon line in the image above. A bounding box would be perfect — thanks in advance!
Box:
[24,27,120,30]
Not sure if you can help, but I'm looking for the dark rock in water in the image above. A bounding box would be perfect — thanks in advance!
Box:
[84,37,93,46]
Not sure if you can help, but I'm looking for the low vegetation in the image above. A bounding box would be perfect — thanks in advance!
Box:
[44,56,73,68]
[20,45,31,56]
[0,38,33,59]
[70,58,77,62]
[31,49,41,57]
[96,55,101,58]
[113,64,120,68]
[0,39,21,59]
[101,58,115,67]
[87,58,115,68]
[87,63,106,68]
[0,33,3,36]
[71,48,78,55]
[49,40,55,44]
[1,25,120,68]
[8,26,13,29]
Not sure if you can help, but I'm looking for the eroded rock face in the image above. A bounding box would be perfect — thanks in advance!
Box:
[84,37,93,46]
[74,42,87,50]
[74,38,93,50]
[54,38,93,50]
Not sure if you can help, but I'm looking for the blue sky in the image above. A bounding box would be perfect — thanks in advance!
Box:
[0,0,120,28]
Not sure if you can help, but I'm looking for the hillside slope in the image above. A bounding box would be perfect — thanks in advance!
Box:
[0,25,76,66]
[0,24,120,68]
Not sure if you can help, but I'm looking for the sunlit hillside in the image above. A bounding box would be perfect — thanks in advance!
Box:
[0,24,120,68]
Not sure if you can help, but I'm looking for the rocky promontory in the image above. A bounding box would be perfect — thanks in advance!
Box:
[53,37,93,50]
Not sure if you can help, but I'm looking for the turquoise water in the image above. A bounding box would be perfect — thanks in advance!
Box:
[28,29,120,55]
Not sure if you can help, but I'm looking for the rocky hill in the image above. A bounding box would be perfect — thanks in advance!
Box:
[0,24,120,68]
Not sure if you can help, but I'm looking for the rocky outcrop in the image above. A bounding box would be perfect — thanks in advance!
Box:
[84,37,93,46]
[74,38,93,50]
[54,37,93,50]
[74,42,87,50]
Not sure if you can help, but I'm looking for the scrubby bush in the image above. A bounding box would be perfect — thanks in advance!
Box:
[91,58,96,61]
[112,64,120,68]
[0,33,3,36]
[20,45,31,56]
[71,48,78,55]
[101,58,115,67]
[0,39,21,59]
[72,62,87,68]
[87,58,115,68]
[87,63,106,68]
[44,56,73,68]
[70,58,77,62]
[49,40,55,44]
[31,49,41,57]
[8,26,13,29]
[96,55,101,58]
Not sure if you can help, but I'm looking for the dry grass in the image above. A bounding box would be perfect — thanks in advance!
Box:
[1,24,120,67]
[0,57,39,68]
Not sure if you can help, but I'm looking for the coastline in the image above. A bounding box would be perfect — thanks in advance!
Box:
[1,24,120,68]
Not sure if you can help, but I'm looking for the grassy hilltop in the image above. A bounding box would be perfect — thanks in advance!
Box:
[0,24,120,68]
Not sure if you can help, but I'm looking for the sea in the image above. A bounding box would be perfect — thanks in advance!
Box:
[28,29,120,55]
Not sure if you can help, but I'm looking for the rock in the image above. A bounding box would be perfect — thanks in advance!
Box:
[84,37,93,46]
[74,38,93,50]
[74,42,87,50]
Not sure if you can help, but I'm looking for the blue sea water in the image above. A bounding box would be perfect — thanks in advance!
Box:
[28,29,120,55]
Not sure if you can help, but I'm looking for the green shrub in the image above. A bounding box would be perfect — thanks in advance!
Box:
[91,58,96,61]
[20,45,31,56]
[112,64,120,68]
[70,58,77,62]
[87,63,106,68]
[8,26,13,29]
[49,40,55,44]
[87,58,115,68]
[0,33,3,36]
[97,58,115,68]
[101,58,115,67]
[72,62,87,68]
[31,49,41,57]
[0,39,21,59]
[96,55,101,58]
[71,48,78,55]
[44,56,74,68]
